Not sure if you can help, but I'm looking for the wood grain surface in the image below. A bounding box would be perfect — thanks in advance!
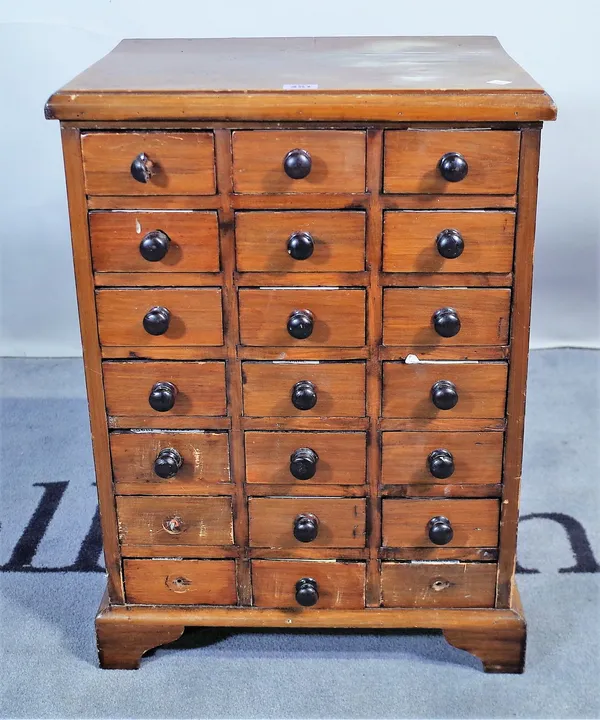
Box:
[235,211,366,272]
[90,211,220,273]
[384,130,520,195]
[238,288,366,347]
[232,131,366,193]
[248,498,366,548]
[81,132,215,195]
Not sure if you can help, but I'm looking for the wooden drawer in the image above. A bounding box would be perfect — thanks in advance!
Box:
[97,288,223,347]
[232,131,366,193]
[103,361,226,418]
[381,562,497,608]
[382,498,500,549]
[116,496,234,549]
[123,559,237,605]
[242,362,366,417]
[383,130,519,195]
[381,431,504,486]
[81,132,215,195]
[238,289,366,347]
[245,431,367,485]
[90,211,220,273]
[382,362,508,419]
[383,211,515,274]
[382,288,511,348]
[252,560,366,609]
[248,498,366,548]
[110,431,230,494]
[235,211,366,272]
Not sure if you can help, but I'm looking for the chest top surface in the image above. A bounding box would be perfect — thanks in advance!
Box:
[45,36,556,122]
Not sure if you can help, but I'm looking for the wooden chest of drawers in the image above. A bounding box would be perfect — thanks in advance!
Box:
[46,36,556,672]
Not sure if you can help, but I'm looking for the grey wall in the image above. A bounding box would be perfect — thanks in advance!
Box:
[1,0,598,356]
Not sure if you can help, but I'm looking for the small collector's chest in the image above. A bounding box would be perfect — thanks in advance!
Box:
[46,36,556,671]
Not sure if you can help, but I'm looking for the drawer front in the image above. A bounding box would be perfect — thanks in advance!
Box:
[381,562,497,608]
[110,431,230,494]
[383,362,508,419]
[245,431,367,485]
[232,131,366,193]
[124,559,237,605]
[97,288,223,347]
[384,130,519,195]
[238,289,366,347]
[116,496,234,548]
[90,211,220,273]
[81,132,215,196]
[252,560,366,609]
[248,498,366,548]
[382,498,500,548]
[103,361,226,418]
[235,211,366,272]
[382,288,511,347]
[381,431,504,485]
[242,362,366,417]
[383,211,515,274]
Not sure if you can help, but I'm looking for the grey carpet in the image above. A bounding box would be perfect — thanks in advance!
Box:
[0,350,598,719]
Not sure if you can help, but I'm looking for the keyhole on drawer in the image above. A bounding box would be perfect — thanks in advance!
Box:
[162,515,185,534]
[431,578,451,592]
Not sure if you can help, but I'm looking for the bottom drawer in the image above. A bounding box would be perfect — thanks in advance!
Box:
[123,559,237,605]
[252,560,366,609]
[381,562,497,608]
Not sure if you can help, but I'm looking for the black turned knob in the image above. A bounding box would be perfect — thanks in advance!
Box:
[436,229,464,259]
[431,380,458,411]
[139,230,171,262]
[287,309,314,340]
[438,152,468,182]
[154,448,183,479]
[287,231,314,261]
[291,380,317,411]
[293,513,319,543]
[427,516,454,545]
[428,449,455,479]
[283,149,312,180]
[149,381,177,412]
[143,306,171,336]
[290,448,319,480]
[130,152,155,183]
[295,577,319,607]
[432,307,461,338]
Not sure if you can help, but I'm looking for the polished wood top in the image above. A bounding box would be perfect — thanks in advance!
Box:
[46,37,556,123]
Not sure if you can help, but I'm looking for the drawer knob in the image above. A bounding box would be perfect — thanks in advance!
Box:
[154,448,183,479]
[432,307,461,338]
[293,513,319,543]
[139,230,171,262]
[431,380,458,410]
[149,381,178,412]
[162,515,185,534]
[283,148,312,180]
[287,309,314,340]
[438,152,468,182]
[295,577,319,607]
[290,447,319,480]
[428,449,455,479]
[287,231,314,261]
[427,515,454,545]
[143,306,171,336]
[130,152,155,183]
[291,380,317,411]
[436,229,464,259]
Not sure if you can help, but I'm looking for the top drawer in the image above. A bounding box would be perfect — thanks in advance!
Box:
[81,132,216,196]
[383,130,519,195]
[232,131,366,193]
